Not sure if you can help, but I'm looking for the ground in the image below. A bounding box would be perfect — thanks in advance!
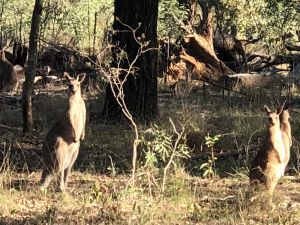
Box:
[1,172,300,224]
[1,80,300,224]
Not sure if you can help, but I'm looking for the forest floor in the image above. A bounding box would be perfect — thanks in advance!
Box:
[1,171,300,225]
[1,81,300,224]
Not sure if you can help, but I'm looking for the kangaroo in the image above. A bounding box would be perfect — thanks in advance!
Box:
[250,105,285,196]
[279,103,292,168]
[0,50,17,92]
[40,72,86,191]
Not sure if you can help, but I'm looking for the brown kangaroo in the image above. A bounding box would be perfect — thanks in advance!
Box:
[279,104,292,168]
[0,50,17,92]
[250,105,285,196]
[40,72,86,191]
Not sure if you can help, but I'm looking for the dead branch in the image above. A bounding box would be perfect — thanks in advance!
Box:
[249,54,300,71]
[286,42,300,52]
[0,124,22,131]
[247,52,270,62]
[239,36,261,46]
[181,34,234,81]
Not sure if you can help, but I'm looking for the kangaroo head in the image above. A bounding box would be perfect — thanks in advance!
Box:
[264,105,283,127]
[64,72,86,95]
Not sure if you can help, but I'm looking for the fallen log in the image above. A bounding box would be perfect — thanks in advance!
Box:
[181,34,234,81]
[176,8,234,82]
[286,42,300,52]
[0,124,22,131]
[0,94,22,106]
[220,73,285,92]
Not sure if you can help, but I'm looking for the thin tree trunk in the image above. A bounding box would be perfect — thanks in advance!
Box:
[0,0,4,48]
[93,12,97,55]
[22,0,43,134]
[87,2,91,55]
[19,14,23,42]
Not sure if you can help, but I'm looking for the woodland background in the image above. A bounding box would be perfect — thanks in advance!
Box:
[0,0,300,224]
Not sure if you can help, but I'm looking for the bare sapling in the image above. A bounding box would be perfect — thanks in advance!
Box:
[40,72,86,191]
[250,105,286,196]
[0,50,17,92]
[97,21,156,184]
[80,20,156,184]
[279,103,292,168]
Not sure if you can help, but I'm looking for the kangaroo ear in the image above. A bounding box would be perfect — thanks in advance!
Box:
[276,105,284,115]
[283,102,292,110]
[64,72,72,81]
[264,105,272,114]
[0,51,5,60]
[77,73,86,83]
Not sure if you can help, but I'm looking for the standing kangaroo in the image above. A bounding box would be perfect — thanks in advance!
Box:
[250,105,286,196]
[279,104,292,168]
[0,50,17,92]
[40,72,86,191]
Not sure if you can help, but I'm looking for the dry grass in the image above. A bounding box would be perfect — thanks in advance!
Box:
[1,171,300,224]
[1,82,300,224]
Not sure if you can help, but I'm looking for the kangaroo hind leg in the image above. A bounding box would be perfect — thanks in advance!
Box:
[40,167,54,189]
[55,138,69,191]
[63,142,80,189]
[40,143,56,189]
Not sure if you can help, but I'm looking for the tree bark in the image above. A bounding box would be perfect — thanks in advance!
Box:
[103,0,158,122]
[22,0,43,134]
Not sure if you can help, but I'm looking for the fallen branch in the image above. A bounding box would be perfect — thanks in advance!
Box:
[250,54,300,71]
[286,42,300,52]
[247,52,270,62]
[0,124,22,131]
[0,95,22,106]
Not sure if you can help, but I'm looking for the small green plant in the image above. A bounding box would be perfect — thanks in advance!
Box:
[88,180,103,204]
[140,118,190,194]
[200,134,221,178]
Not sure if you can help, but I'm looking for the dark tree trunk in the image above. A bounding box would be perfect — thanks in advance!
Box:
[102,0,158,122]
[22,0,43,134]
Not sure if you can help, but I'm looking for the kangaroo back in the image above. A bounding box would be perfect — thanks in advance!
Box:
[279,104,292,168]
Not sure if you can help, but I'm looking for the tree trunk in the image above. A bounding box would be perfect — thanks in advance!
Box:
[103,0,158,122]
[22,0,43,134]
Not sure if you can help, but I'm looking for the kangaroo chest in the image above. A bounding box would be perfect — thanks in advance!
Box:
[269,130,285,164]
[70,102,84,118]
[68,100,85,131]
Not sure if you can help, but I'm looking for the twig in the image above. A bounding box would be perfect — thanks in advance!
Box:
[162,118,186,193]
[0,124,22,131]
